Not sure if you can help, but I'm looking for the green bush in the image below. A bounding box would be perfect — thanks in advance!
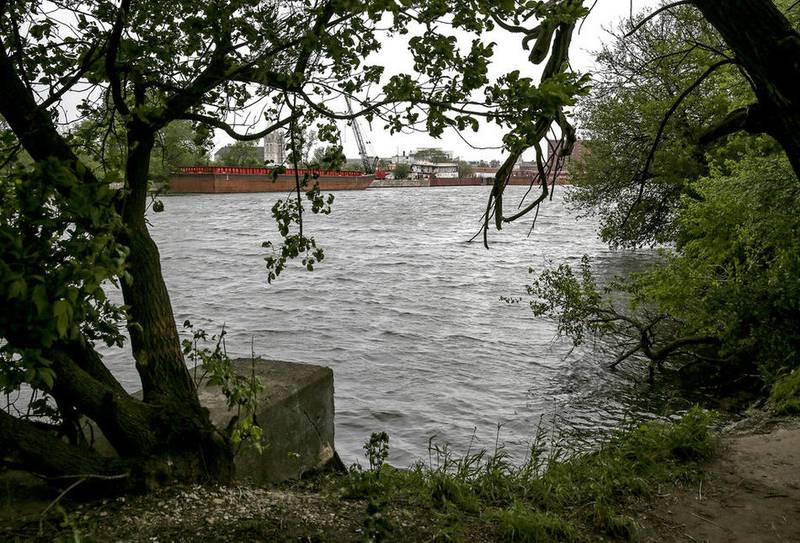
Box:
[770,369,800,415]
[644,141,800,384]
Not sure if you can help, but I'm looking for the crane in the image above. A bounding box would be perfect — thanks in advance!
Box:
[344,96,384,178]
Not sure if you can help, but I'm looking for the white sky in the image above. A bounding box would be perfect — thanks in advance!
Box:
[214,1,662,163]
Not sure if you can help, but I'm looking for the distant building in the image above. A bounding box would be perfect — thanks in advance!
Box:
[263,130,286,165]
[410,160,458,179]
[391,150,413,167]
[389,148,460,179]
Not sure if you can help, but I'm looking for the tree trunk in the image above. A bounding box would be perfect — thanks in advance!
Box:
[116,121,234,483]
[120,123,198,405]
[1,40,233,487]
[692,0,800,178]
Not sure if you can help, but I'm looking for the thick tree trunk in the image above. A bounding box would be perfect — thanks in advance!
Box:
[1,41,233,487]
[0,409,129,483]
[118,122,233,482]
[120,125,197,405]
[692,0,800,178]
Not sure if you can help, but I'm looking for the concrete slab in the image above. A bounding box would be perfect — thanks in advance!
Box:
[81,358,339,485]
[198,358,338,484]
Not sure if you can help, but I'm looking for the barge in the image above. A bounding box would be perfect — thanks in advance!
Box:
[168,166,374,193]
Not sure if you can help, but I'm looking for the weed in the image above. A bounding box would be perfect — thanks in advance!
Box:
[494,502,578,542]
[365,432,390,472]
[181,321,264,453]
[770,369,800,414]
[331,407,715,541]
[363,497,393,542]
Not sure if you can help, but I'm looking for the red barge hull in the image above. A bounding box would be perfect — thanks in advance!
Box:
[168,166,374,193]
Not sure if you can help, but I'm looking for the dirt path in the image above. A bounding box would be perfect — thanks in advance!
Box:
[639,416,800,543]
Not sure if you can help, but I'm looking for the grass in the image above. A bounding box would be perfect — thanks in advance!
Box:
[327,407,716,542]
[770,368,800,415]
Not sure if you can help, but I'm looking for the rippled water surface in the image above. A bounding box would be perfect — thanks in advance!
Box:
[103,186,677,465]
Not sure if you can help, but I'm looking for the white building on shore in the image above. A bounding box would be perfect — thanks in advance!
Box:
[410,160,458,179]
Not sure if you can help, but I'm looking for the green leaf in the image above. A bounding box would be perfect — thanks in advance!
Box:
[53,299,72,338]
[8,278,26,299]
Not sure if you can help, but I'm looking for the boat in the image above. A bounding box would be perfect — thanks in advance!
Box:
[167,166,374,193]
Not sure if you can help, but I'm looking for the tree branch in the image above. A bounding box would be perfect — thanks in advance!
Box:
[0,41,99,188]
[649,335,721,362]
[621,58,735,227]
[625,1,694,38]
[502,142,549,223]
[50,353,156,455]
[608,343,643,369]
[698,103,765,144]
[0,408,128,483]
[159,22,235,126]
[294,2,336,75]
[40,41,104,110]
[179,112,299,142]
[106,0,131,116]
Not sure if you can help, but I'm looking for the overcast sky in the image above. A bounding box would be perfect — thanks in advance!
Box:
[213,1,662,163]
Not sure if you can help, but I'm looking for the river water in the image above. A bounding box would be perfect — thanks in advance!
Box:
[103,186,683,466]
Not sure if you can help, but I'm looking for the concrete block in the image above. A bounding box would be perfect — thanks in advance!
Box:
[198,358,338,484]
[81,358,338,485]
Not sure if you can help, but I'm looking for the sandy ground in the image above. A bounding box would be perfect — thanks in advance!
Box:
[638,415,800,543]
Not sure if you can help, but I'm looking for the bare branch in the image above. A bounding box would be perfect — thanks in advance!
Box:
[625,1,694,38]
[622,58,735,226]
[502,142,549,223]
[648,335,720,362]
[179,112,299,142]
[609,343,643,369]
[40,41,103,110]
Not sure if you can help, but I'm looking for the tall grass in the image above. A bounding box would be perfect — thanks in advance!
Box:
[334,407,715,541]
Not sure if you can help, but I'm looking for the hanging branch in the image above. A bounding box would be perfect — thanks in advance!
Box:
[179,112,300,142]
[289,97,303,238]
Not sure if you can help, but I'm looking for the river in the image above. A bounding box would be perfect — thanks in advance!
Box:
[102,186,683,466]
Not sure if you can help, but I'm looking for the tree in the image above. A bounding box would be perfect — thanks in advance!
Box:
[688,0,800,177]
[525,0,800,393]
[475,0,800,248]
[343,159,366,172]
[412,147,451,163]
[567,4,738,247]
[531,141,800,390]
[151,120,212,181]
[611,0,800,229]
[310,145,347,170]
[393,162,411,179]
[457,160,475,178]
[214,141,263,167]
[0,0,589,490]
